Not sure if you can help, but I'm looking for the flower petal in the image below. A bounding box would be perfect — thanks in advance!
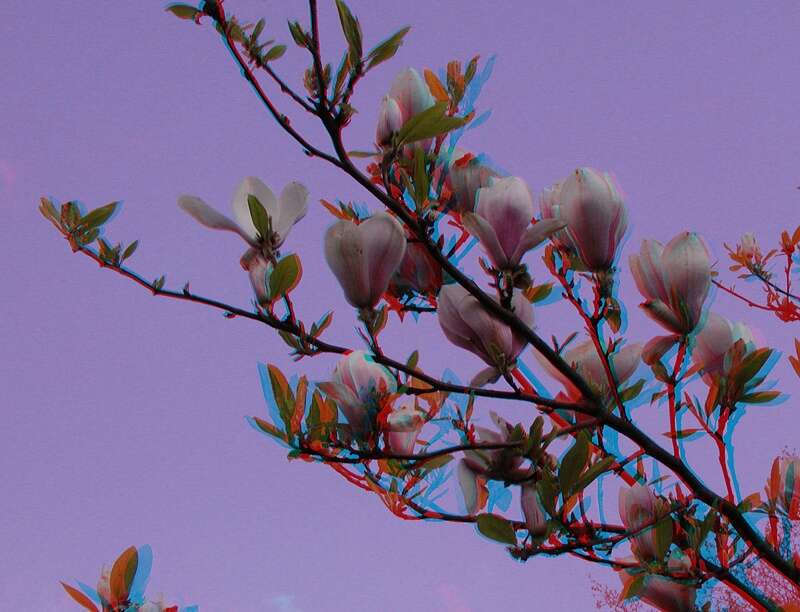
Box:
[274,181,309,245]
[232,176,278,242]
[178,195,253,243]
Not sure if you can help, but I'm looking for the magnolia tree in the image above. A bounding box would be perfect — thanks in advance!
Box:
[45,2,800,610]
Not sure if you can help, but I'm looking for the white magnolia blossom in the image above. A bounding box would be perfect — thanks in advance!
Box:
[178,176,309,250]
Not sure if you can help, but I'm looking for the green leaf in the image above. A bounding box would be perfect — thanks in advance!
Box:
[287,21,309,47]
[334,0,362,65]
[620,378,645,402]
[121,240,139,262]
[740,390,780,404]
[80,201,119,230]
[251,416,284,442]
[252,18,265,41]
[476,513,517,546]
[269,254,302,300]
[413,147,428,207]
[405,350,419,372]
[60,582,99,611]
[396,101,467,146]
[732,347,772,384]
[264,44,287,62]
[366,26,410,71]
[165,4,200,20]
[39,197,61,228]
[109,546,138,603]
[662,428,702,440]
[526,282,553,303]
[654,516,673,561]
[418,454,452,472]
[572,456,615,494]
[153,275,166,291]
[247,194,272,239]
[558,432,590,498]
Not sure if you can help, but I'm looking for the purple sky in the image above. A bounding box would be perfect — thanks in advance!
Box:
[3,1,800,610]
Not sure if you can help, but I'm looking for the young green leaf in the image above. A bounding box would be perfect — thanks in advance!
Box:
[334,0,362,65]
[269,254,302,299]
[121,240,139,262]
[247,194,272,239]
[109,546,138,603]
[396,102,467,146]
[558,432,590,498]
[80,201,119,230]
[366,26,410,71]
[264,44,287,62]
[476,513,517,546]
[60,582,99,612]
[165,4,200,20]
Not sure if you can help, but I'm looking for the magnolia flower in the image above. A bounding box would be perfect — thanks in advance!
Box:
[521,482,547,536]
[326,351,397,435]
[458,413,521,512]
[767,455,800,518]
[376,68,435,147]
[437,283,534,385]
[540,168,628,271]
[383,403,426,455]
[692,312,755,378]
[390,240,442,296]
[629,232,711,334]
[457,459,486,514]
[739,232,760,259]
[445,150,499,214]
[618,566,697,612]
[178,176,308,252]
[463,176,566,269]
[618,484,665,563]
[535,340,641,404]
[324,212,407,309]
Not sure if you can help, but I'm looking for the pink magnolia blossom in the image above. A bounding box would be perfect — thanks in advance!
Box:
[739,232,760,259]
[437,283,534,385]
[326,350,397,435]
[376,68,435,147]
[535,340,641,402]
[383,403,426,455]
[619,485,668,563]
[618,566,696,612]
[445,150,499,214]
[540,168,628,271]
[178,176,308,250]
[390,240,442,296]
[462,176,566,269]
[96,567,111,604]
[457,413,519,512]
[324,212,407,309]
[520,482,547,536]
[629,231,711,334]
[768,455,800,519]
[692,312,755,378]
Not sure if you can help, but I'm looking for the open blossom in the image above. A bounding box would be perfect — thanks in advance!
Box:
[437,283,534,385]
[462,176,566,269]
[618,484,665,563]
[521,482,547,536]
[445,150,500,214]
[692,312,755,378]
[376,68,435,146]
[382,402,426,455]
[540,168,628,271]
[536,340,641,401]
[617,566,696,612]
[324,212,407,309]
[327,351,397,435]
[178,176,308,251]
[629,232,711,334]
